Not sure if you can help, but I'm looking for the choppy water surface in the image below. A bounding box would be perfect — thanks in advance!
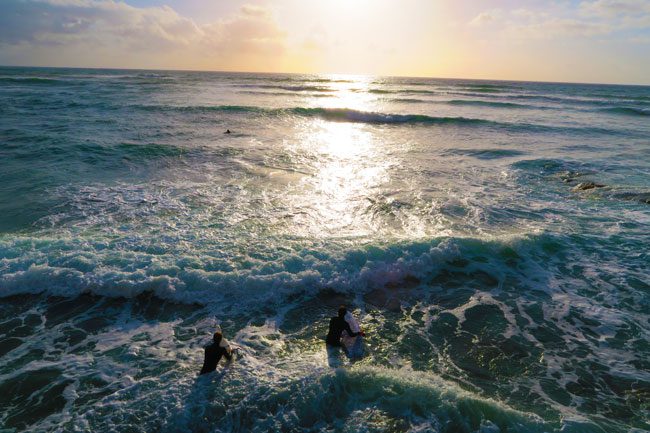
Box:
[1,67,649,432]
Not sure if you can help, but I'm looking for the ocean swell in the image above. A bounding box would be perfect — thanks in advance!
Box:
[598,106,650,116]
[288,107,495,126]
[446,100,532,109]
[112,104,638,136]
[235,84,336,92]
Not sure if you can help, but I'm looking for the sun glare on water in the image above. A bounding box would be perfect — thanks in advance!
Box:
[318,74,377,111]
[281,73,391,238]
[290,75,389,237]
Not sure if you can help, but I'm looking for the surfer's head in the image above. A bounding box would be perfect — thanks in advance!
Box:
[338,306,347,318]
[213,331,223,343]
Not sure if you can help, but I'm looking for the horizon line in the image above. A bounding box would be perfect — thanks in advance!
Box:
[1,64,649,88]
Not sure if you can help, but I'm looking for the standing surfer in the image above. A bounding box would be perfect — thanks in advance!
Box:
[199,327,233,375]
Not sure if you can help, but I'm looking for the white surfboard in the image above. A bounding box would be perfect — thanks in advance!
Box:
[341,312,364,359]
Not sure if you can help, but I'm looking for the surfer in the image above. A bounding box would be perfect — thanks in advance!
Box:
[225,129,231,134]
[199,329,233,375]
[326,306,363,347]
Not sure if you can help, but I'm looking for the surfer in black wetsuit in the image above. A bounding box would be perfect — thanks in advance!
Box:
[326,306,361,346]
[199,331,232,375]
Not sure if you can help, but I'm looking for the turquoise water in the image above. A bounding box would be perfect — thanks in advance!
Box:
[0,67,649,432]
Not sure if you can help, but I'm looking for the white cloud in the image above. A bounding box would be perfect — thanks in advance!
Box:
[0,0,286,62]
[0,0,200,48]
[580,0,650,18]
[469,2,650,40]
[469,12,497,27]
[629,35,650,43]
[239,4,272,18]
[507,17,613,39]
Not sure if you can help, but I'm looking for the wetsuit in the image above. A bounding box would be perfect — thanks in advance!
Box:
[199,342,232,375]
[326,316,359,346]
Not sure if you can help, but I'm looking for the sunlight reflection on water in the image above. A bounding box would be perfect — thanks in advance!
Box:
[286,120,390,238]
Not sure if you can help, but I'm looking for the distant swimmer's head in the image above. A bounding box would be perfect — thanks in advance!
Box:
[213,331,223,343]
[338,306,347,318]
[225,129,231,134]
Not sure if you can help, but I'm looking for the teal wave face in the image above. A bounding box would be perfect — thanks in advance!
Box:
[446,99,532,109]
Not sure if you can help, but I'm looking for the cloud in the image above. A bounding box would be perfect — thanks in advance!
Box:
[507,17,613,39]
[240,4,272,18]
[629,35,650,43]
[0,0,286,65]
[204,6,285,55]
[580,0,650,18]
[580,0,650,29]
[0,0,200,48]
[469,12,497,27]
[469,2,650,40]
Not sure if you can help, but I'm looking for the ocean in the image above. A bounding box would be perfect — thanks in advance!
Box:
[0,67,649,432]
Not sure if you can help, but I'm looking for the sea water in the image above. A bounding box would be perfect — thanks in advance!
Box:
[0,67,649,432]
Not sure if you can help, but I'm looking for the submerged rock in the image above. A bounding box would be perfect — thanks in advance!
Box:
[572,181,605,191]
[612,192,650,205]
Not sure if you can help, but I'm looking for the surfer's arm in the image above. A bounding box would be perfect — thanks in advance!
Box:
[222,346,233,361]
[344,321,359,337]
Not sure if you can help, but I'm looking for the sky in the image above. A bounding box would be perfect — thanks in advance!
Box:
[0,0,649,84]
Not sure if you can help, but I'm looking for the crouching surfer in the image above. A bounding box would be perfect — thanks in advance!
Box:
[199,327,234,375]
[326,306,364,347]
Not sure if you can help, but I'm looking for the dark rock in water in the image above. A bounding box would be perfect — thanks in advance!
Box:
[573,182,605,191]
[385,274,420,289]
[612,192,650,205]
[364,275,421,311]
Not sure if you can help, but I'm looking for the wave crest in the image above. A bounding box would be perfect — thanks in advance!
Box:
[599,106,650,116]
[288,107,493,126]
